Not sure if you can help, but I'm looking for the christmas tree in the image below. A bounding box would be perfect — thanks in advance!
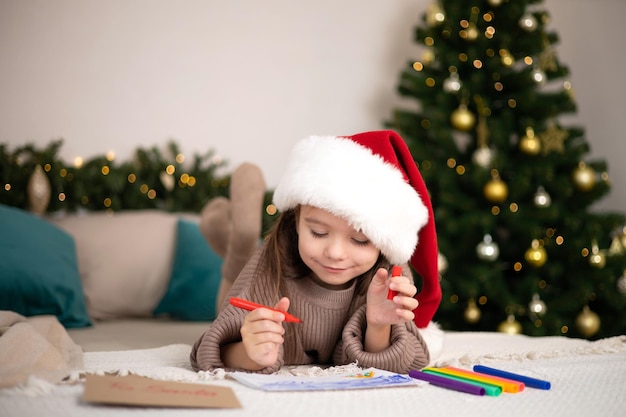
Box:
[387,0,626,339]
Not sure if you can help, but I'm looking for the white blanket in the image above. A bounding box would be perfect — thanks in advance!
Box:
[1,332,625,417]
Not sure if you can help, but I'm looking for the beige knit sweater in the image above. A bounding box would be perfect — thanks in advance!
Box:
[190,245,430,374]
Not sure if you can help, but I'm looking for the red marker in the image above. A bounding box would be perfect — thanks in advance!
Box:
[386,265,403,300]
[229,297,303,323]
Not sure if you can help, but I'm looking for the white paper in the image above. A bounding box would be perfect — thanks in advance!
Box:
[228,367,422,391]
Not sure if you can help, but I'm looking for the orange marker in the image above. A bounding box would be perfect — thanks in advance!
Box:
[387,265,403,300]
[229,297,302,323]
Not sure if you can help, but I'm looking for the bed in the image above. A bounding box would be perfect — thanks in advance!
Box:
[1,314,624,417]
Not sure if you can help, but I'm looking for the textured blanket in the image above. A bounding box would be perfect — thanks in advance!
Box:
[62,332,626,384]
[1,332,625,417]
[0,311,83,388]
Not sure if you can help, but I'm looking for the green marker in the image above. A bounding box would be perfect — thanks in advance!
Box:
[422,369,502,396]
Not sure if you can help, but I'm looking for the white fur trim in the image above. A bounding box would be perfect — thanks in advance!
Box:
[273,136,428,264]
[419,321,444,364]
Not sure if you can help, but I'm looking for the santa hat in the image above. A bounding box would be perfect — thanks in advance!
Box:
[273,130,442,333]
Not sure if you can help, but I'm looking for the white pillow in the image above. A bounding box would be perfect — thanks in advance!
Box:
[50,211,179,320]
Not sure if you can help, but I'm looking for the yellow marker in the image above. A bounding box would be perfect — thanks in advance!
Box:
[423,366,524,393]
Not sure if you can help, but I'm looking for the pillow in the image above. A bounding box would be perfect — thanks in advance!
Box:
[0,204,91,328]
[153,218,223,321]
[50,211,178,320]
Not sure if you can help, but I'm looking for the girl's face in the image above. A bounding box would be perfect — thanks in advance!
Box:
[296,205,380,290]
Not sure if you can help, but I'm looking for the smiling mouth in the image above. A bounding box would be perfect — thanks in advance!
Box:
[322,265,346,274]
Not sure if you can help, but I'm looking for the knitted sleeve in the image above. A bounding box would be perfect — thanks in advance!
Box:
[333,304,430,373]
[190,247,285,374]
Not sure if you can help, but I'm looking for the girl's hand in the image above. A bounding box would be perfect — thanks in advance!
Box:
[239,297,290,368]
[366,267,419,326]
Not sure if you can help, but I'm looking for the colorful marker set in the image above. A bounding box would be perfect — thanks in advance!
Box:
[409,365,551,397]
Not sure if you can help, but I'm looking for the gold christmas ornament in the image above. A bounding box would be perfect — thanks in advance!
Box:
[608,235,624,256]
[27,165,52,215]
[519,127,541,155]
[572,162,596,191]
[576,306,600,338]
[464,299,481,324]
[451,104,475,131]
[539,124,568,154]
[609,227,626,255]
[488,0,504,6]
[483,174,508,203]
[498,315,522,334]
[525,239,547,268]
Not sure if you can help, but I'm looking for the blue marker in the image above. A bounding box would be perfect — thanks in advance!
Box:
[473,365,551,390]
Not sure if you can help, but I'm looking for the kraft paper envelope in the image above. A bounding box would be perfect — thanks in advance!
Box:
[82,374,241,409]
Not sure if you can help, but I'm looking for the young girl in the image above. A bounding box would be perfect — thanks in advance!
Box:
[191,130,443,374]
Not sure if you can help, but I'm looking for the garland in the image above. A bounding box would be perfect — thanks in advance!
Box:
[1,139,231,214]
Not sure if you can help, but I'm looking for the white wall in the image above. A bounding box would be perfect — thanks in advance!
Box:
[1,0,624,212]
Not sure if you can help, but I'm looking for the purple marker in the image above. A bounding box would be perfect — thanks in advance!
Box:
[409,370,486,396]
[473,365,551,390]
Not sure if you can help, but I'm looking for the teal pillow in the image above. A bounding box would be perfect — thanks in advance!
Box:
[153,218,223,321]
[0,204,91,328]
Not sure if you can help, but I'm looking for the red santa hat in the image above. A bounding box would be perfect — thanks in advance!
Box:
[273,130,442,333]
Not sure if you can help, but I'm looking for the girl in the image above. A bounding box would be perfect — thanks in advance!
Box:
[191,130,443,374]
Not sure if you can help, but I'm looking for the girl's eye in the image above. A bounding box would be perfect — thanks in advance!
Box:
[310,230,327,238]
[352,238,370,246]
